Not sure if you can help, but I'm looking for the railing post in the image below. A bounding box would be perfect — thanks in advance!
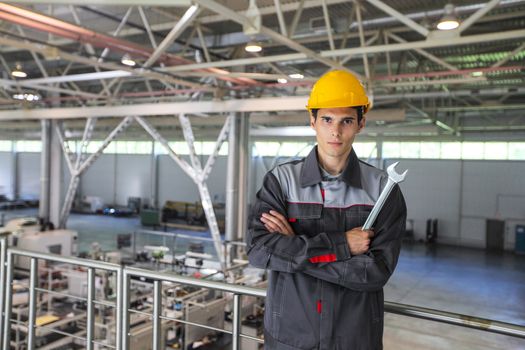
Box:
[116,266,123,350]
[122,270,130,350]
[86,267,95,350]
[2,252,13,350]
[152,280,162,350]
[27,257,38,350]
[0,237,6,344]
[232,294,241,350]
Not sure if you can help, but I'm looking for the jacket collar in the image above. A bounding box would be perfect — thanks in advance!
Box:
[300,146,362,189]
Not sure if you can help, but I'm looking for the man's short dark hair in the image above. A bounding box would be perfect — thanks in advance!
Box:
[311,106,364,124]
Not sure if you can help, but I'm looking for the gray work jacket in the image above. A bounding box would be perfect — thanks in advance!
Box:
[247,147,407,350]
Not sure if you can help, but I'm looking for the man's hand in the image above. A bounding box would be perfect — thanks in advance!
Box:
[260,210,295,236]
[346,227,374,255]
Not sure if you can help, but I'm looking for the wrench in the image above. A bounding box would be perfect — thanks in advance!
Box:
[362,162,407,230]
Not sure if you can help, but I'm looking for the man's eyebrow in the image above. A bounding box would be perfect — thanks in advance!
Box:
[319,115,356,119]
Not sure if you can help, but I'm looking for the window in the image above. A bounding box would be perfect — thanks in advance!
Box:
[15,141,42,152]
[353,142,377,159]
[400,142,420,158]
[0,140,12,151]
[484,142,507,160]
[440,143,461,159]
[508,143,525,160]
[383,142,401,158]
[461,142,484,159]
[420,142,440,158]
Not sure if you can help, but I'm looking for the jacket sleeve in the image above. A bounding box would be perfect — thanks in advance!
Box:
[301,185,407,292]
[246,171,351,272]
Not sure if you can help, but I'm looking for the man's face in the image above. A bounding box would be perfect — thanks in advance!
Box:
[310,107,365,162]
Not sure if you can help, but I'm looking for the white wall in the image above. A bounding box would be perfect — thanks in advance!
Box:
[0,152,13,198]
[17,153,40,198]
[5,148,525,251]
[80,154,117,204]
[461,160,525,250]
[386,159,462,244]
[157,154,228,206]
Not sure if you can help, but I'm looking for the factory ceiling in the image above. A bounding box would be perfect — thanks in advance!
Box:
[0,0,524,141]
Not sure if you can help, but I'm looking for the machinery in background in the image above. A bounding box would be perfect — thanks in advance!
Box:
[160,200,226,232]
[2,217,78,270]
[0,217,265,349]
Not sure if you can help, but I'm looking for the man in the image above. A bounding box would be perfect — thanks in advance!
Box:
[246,70,407,350]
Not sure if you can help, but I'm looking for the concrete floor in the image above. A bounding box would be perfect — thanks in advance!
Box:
[2,209,524,349]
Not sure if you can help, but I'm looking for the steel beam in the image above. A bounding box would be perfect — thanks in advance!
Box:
[386,32,457,71]
[321,0,335,51]
[273,0,288,37]
[179,113,226,270]
[202,115,231,181]
[138,6,158,48]
[39,120,51,221]
[161,28,525,71]
[135,116,195,178]
[492,43,525,67]
[195,24,211,62]
[0,36,206,90]
[288,0,305,38]
[7,0,192,4]
[99,6,134,61]
[144,5,202,67]
[365,0,429,37]
[194,0,359,76]
[355,2,371,80]
[459,0,502,33]
[0,78,100,99]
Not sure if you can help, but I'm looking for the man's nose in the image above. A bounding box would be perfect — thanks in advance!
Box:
[331,123,342,136]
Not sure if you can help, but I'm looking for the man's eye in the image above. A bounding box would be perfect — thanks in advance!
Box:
[343,119,353,125]
[321,117,332,123]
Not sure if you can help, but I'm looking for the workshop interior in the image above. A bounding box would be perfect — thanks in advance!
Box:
[0,0,524,349]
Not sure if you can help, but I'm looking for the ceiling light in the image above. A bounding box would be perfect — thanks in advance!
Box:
[471,71,483,77]
[11,63,27,78]
[277,78,288,84]
[288,73,304,79]
[13,93,40,102]
[437,4,460,30]
[121,54,136,67]
[245,41,262,53]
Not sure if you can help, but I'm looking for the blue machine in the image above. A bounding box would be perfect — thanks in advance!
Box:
[516,225,525,254]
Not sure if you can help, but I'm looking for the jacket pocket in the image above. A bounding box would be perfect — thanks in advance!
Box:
[287,203,322,237]
[345,205,372,231]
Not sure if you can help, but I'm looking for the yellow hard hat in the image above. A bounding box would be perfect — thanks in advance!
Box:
[306,70,370,113]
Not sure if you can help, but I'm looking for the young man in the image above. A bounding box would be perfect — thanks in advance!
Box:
[247,70,407,350]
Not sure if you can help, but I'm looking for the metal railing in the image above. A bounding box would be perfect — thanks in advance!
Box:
[0,238,524,350]
[123,266,265,350]
[1,245,123,350]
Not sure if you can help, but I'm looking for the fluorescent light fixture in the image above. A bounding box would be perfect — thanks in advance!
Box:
[277,78,288,84]
[437,4,460,30]
[13,93,40,101]
[11,63,27,78]
[245,41,262,53]
[121,54,136,67]
[471,71,483,77]
[288,73,304,79]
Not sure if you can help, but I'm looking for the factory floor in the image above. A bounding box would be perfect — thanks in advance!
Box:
[2,209,524,349]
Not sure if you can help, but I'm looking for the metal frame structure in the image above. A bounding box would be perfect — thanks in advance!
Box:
[0,243,523,350]
[2,247,124,350]
[0,0,522,142]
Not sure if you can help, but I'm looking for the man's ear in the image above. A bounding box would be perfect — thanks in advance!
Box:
[357,117,366,133]
[310,113,316,128]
